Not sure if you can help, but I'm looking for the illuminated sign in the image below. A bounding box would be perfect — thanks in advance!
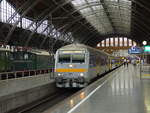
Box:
[128,46,143,54]
[144,46,150,52]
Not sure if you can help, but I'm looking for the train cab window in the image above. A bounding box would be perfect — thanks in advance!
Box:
[59,54,71,63]
[72,54,85,63]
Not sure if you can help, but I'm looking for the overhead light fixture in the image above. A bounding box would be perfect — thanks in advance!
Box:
[142,41,147,45]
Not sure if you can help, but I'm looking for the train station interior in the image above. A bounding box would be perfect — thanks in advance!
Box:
[0,0,150,113]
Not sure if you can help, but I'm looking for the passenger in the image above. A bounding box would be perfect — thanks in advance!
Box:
[133,60,136,66]
[126,59,130,67]
[123,59,127,66]
[141,59,144,65]
[123,62,126,66]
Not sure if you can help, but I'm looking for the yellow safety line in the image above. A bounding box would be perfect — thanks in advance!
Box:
[55,68,87,72]
[142,74,150,76]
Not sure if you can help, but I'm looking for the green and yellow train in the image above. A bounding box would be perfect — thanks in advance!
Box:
[0,47,12,72]
[0,47,53,72]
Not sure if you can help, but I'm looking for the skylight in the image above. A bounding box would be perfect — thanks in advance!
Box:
[71,0,132,35]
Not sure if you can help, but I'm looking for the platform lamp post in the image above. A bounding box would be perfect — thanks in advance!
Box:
[48,15,55,79]
[142,41,147,63]
[140,41,147,78]
[142,41,147,46]
[49,37,55,79]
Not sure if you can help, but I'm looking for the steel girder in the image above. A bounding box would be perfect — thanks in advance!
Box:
[24,1,74,46]
[3,0,71,46]
[2,0,150,47]
[4,0,42,44]
[55,2,131,34]
[100,0,116,32]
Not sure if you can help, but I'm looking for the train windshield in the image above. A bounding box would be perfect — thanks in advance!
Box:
[58,54,85,63]
[59,54,71,63]
[72,54,85,63]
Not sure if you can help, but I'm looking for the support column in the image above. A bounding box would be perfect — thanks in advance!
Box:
[118,37,120,47]
[109,38,111,47]
[132,40,134,46]
[122,37,124,47]
[104,39,106,47]
[113,37,115,47]
[117,37,119,47]
[127,38,129,47]
[100,42,102,47]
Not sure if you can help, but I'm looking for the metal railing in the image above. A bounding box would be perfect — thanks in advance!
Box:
[0,68,54,80]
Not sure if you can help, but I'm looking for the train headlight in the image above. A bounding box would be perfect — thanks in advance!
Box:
[80,73,84,77]
[58,73,63,76]
[69,64,73,68]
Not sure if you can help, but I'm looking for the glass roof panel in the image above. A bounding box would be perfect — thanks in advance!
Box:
[71,0,131,35]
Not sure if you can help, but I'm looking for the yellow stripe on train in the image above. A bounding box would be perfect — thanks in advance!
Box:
[55,68,87,72]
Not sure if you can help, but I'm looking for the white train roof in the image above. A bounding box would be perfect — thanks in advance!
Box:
[59,44,86,50]
[58,43,110,56]
[0,47,11,52]
[30,49,50,56]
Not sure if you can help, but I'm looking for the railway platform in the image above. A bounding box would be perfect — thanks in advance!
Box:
[0,74,52,97]
[0,74,56,113]
[43,64,150,113]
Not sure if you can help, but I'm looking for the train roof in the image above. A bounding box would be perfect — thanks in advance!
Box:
[59,44,86,50]
[30,49,50,56]
[0,47,11,52]
[58,43,110,56]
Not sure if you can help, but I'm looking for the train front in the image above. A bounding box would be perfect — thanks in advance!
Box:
[55,49,88,88]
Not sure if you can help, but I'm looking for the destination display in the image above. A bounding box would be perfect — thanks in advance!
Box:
[128,46,143,54]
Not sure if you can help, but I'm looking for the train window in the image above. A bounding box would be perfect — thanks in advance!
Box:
[59,54,71,63]
[72,54,85,63]
[10,52,13,60]
[89,54,96,67]
[14,52,23,60]
[0,52,5,58]
[5,52,8,57]
[24,54,29,60]
[111,59,115,64]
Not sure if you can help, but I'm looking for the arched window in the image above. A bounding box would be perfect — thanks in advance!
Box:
[101,40,105,47]
[97,37,137,47]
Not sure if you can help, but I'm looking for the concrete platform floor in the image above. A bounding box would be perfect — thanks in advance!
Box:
[0,74,53,97]
[42,65,150,113]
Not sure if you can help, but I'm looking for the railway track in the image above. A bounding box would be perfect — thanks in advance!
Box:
[8,89,79,113]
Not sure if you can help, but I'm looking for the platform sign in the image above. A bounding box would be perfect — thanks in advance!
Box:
[128,46,143,54]
[144,46,150,52]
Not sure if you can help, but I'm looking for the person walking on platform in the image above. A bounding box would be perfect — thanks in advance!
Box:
[126,59,129,67]
[124,59,127,67]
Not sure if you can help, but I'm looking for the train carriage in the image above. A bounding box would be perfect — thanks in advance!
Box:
[55,44,110,88]
[0,46,54,73]
[30,50,52,70]
[0,47,12,72]
[12,49,52,71]
[12,51,35,71]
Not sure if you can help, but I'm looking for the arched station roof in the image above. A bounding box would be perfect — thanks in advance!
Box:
[0,0,149,48]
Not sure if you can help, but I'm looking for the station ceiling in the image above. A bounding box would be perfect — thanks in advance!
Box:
[5,0,150,47]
